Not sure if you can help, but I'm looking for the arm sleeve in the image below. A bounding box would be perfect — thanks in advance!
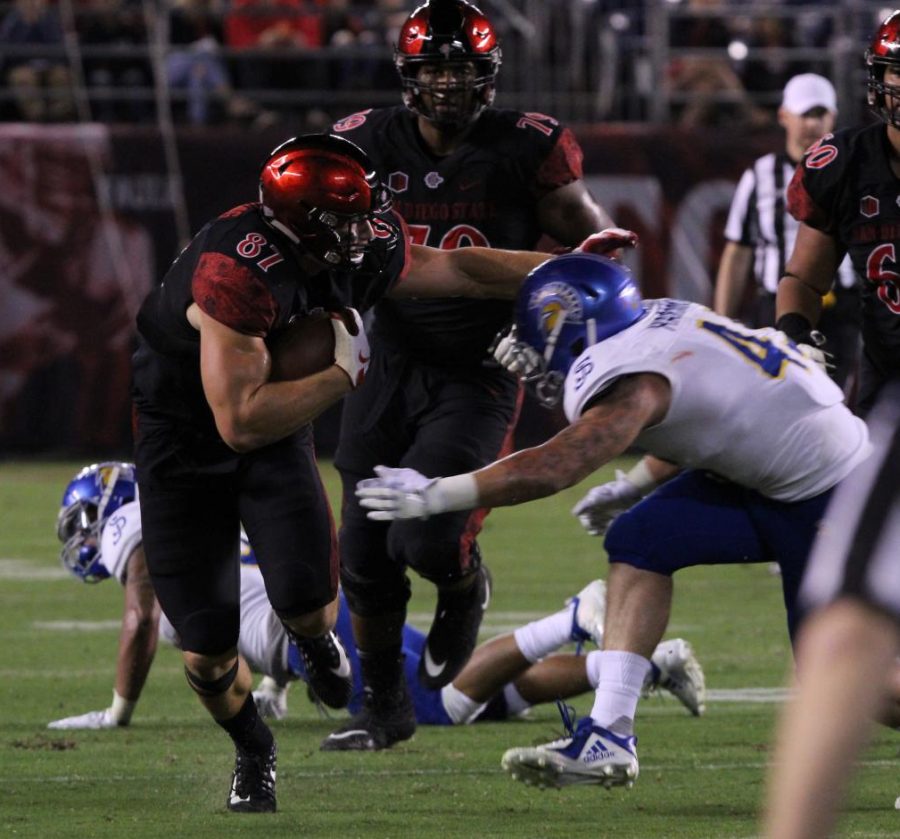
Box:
[192,252,277,336]
[786,165,833,234]
[533,127,584,198]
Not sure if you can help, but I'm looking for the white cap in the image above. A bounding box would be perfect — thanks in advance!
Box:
[781,74,837,115]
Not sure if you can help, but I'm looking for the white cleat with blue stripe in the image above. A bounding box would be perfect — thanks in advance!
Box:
[501,717,638,790]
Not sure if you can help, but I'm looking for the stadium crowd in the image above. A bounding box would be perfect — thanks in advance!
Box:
[0,0,877,128]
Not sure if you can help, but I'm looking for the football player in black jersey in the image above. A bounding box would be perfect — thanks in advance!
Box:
[323,0,614,752]
[132,132,615,812]
[776,11,900,414]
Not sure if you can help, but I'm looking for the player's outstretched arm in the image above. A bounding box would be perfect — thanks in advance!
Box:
[393,230,639,301]
[357,373,670,520]
[48,547,158,730]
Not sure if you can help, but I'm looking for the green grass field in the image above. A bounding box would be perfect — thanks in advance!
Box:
[1,460,898,838]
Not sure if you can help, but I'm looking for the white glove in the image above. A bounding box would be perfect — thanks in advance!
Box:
[571,469,643,536]
[331,308,370,388]
[252,676,289,721]
[48,708,121,730]
[356,465,440,521]
[492,328,542,377]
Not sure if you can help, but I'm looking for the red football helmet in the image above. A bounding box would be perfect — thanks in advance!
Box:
[259,134,392,268]
[395,0,501,128]
[866,10,900,128]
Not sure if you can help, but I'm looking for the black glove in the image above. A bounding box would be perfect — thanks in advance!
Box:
[775,313,832,374]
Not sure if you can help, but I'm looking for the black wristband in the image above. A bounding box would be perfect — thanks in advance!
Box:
[774,313,813,342]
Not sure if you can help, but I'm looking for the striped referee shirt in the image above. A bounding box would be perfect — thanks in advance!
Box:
[724,151,855,294]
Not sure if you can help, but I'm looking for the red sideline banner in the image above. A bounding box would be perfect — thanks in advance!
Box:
[0,123,779,455]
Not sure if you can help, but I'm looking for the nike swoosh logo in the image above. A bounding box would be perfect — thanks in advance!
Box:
[422,645,447,679]
[331,646,352,678]
[481,574,491,610]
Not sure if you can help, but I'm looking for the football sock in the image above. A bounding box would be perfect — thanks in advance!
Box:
[217,693,274,755]
[501,683,531,717]
[513,605,575,663]
[440,683,488,725]
[585,649,603,687]
[590,650,651,737]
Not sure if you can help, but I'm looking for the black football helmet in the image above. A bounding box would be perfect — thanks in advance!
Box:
[259,133,394,268]
[394,0,502,128]
[866,10,900,128]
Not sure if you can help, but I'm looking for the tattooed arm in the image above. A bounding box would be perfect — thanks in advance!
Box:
[472,373,670,508]
[356,373,671,521]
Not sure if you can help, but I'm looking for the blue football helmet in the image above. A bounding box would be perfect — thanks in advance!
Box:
[514,253,646,406]
[56,462,137,583]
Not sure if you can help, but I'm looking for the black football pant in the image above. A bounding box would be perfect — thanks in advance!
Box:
[135,418,338,655]
[335,349,521,616]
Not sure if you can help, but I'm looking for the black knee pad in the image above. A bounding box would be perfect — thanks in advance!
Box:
[340,564,412,616]
[184,659,239,697]
[179,607,240,656]
[410,540,483,586]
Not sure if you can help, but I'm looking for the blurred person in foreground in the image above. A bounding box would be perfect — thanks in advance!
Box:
[130,130,621,812]
[763,382,900,839]
[355,251,871,789]
[776,11,900,414]
[48,464,706,731]
[715,73,859,392]
[324,0,613,752]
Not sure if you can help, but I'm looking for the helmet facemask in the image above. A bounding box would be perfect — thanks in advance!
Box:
[394,0,501,129]
[398,54,499,128]
[259,135,395,270]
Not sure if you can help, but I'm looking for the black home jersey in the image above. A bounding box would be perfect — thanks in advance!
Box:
[333,106,583,366]
[788,123,900,376]
[133,202,405,437]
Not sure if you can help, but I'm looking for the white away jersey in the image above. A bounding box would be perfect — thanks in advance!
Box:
[562,300,870,501]
[98,500,143,584]
[102,503,291,683]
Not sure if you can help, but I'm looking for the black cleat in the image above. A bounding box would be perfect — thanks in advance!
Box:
[320,685,415,752]
[418,564,492,689]
[295,630,353,709]
[227,744,277,813]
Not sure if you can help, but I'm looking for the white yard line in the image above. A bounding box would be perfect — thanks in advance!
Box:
[0,559,68,580]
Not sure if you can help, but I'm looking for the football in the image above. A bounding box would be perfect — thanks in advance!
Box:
[267,313,336,381]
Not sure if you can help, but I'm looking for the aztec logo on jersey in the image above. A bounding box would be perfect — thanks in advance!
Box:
[388,172,409,193]
[861,196,880,217]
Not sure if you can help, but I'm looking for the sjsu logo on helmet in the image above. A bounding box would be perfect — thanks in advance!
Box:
[529,281,584,337]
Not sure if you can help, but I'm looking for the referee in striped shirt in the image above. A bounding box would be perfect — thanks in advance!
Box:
[714,73,860,390]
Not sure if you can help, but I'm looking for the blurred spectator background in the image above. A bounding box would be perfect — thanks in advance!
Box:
[0,0,891,129]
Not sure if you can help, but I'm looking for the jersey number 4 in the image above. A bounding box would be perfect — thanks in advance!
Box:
[699,320,807,378]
